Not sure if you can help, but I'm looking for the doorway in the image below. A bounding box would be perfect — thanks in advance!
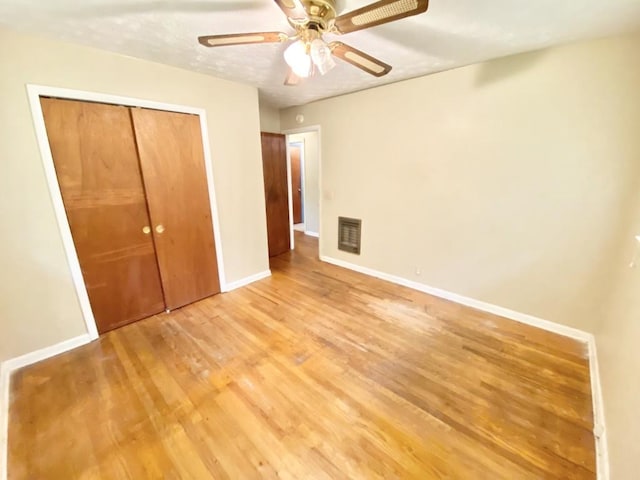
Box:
[289,141,305,232]
[287,130,320,244]
[259,127,321,257]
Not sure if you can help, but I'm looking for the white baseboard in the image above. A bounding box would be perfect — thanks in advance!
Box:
[304,231,319,238]
[223,270,271,292]
[0,333,93,480]
[320,255,591,342]
[1,334,93,373]
[0,363,9,480]
[320,254,608,478]
[0,259,609,479]
[0,268,272,478]
[588,336,609,480]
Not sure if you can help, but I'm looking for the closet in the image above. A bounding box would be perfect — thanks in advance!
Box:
[41,97,220,333]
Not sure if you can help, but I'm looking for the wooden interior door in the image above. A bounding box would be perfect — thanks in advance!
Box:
[41,98,166,333]
[261,132,291,257]
[290,144,303,224]
[131,108,221,310]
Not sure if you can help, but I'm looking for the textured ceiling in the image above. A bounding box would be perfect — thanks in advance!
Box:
[1,0,640,108]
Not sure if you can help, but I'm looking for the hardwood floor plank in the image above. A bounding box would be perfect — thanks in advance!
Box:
[8,232,596,479]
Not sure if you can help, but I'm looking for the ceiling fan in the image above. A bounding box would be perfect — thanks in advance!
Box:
[198,0,429,85]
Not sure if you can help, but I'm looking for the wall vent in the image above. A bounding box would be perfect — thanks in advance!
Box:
[338,217,362,255]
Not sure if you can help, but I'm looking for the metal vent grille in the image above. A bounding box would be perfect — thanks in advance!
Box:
[338,217,362,254]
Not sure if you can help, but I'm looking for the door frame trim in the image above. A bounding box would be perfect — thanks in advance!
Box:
[284,138,295,251]
[289,140,305,231]
[283,126,322,256]
[26,84,228,339]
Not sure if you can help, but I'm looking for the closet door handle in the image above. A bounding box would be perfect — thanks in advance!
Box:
[155,224,165,234]
[142,226,151,235]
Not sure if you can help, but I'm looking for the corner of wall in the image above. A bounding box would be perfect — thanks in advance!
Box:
[0,361,10,480]
[320,254,610,478]
[258,102,281,133]
[0,332,96,480]
[588,335,610,479]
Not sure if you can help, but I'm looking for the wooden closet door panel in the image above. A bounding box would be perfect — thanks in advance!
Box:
[41,98,166,333]
[130,108,221,310]
[261,132,291,257]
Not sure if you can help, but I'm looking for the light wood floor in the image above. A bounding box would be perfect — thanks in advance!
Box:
[8,232,596,479]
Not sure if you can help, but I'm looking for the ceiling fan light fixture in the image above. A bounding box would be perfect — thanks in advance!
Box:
[284,40,312,78]
[310,38,336,75]
[198,0,430,86]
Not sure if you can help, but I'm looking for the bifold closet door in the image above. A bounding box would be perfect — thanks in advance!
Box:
[130,108,221,310]
[41,98,166,333]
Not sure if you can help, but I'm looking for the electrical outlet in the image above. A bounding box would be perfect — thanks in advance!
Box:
[415,267,421,276]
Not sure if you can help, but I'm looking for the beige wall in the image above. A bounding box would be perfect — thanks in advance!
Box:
[282,32,640,477]
[0,27,269,362]
[597,191,640,478]
[289,131,320,234]
[282,33,640,334]
[259,103,281,133]
[3,24,640,477]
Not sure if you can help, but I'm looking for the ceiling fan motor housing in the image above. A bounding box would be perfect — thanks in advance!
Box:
[288,0,338,33]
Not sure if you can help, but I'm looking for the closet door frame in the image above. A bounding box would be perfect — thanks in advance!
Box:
[27,84,227,340]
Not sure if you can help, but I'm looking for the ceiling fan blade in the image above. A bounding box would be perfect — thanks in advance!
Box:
[198,32,288,47]
[284,68,301,86]
[334,0,429,34]
[273,0,308,20]
[330,42,392,77]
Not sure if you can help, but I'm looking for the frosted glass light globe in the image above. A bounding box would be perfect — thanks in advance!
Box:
[310,38,336,75]
[284,40,312,78]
